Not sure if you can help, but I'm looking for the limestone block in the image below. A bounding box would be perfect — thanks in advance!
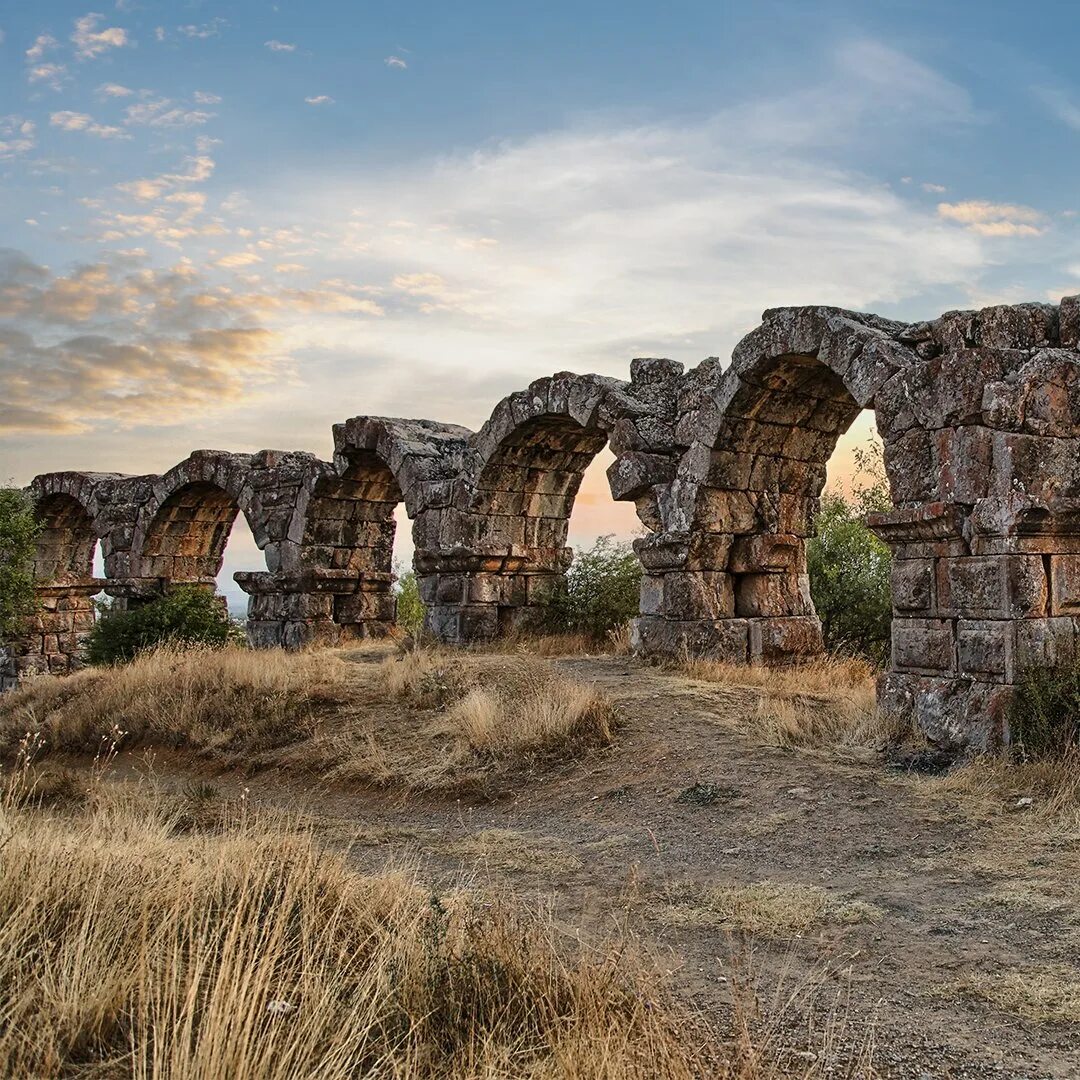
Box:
[891,559,935,612]
[892,618,955,673]
[639,574,664,615]
[956,619,1008,679]
[1050,555,1080,615]
[734,573,811,617]
[1006,617,1077,681]
[938,554,1047,619]
[748,616,824,664]
[729,534,802,574]
[661,571,735,619]
[630,615,749,663]
[334,591,396,623]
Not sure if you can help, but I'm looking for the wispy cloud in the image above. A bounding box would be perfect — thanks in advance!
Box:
[27,63,68,91]
[177,19,225,40]
[26,33,58,62]
[304,95,334,105]
[71,12,130,60]
[937,200,1046,237]
[97,82,134,97]
[0,248,281,434]
[124,98,214,128]
[50,110,130,139]
[265,39,296,52]
[194,91,222,105]
[0,117,36,160]
[384,55,407,69]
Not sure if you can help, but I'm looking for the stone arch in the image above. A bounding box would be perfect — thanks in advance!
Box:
[17,473,123,679]
[468,375,617,563]
[633,306,917,663]
[131,451,266,594]
[29,475,108,586]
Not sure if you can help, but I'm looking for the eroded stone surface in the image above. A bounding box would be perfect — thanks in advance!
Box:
[14,299,1080,751]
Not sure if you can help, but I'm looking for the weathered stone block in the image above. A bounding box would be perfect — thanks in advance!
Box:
[1006,617,1077,681]
[938,555,1047,619]
[891,559,935,612]
[748,615,823,664]
[729,534,802,574]
[1049,555,1080,615]
[630,615,749,663]
[735,573,811,617]
[892,618,955,673]
[957,619,1007,679]
[662,571,735,619]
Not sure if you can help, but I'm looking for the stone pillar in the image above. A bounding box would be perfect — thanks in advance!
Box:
[237,569,396,649]
[631,530,822,664]
[415,545,570,644]
[13,582,103,679]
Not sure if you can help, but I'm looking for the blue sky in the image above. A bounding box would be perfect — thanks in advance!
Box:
[4,1,1080,605]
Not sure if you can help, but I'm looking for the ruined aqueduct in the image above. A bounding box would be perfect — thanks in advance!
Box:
[9,300,1080,750]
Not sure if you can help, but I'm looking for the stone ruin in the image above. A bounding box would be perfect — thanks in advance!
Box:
[8,299,1080,752]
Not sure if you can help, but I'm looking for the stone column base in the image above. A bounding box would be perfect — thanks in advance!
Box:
[631,614,824,664]
[237,570,396,650]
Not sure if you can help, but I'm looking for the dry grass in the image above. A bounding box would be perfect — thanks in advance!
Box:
[302,648,617,793]
[674,655,917,755]
[0,645,616,796]
[656,881,884,937]
[948,966,1080,1024]
[481,625,633,658]
[675,655,877,700]
[0,789,725,1080]
[919,748,1080,824]
[442,829,584,875]
[0,644,349,761]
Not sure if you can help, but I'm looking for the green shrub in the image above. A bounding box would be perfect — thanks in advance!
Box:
[1008,665,1080,759]
[540,536,642,641]
[807,438,893,665]
[394,568,425,635]
[85,587,245,666]
[0,487,40,642]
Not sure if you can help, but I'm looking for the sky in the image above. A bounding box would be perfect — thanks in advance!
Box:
[4,0,1080,608]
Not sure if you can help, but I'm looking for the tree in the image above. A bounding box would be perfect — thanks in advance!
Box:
[394,568,425,635]
[0,487,40,644]
[85,586,245,665]
[541,535,642,640]
[806,437,893,664]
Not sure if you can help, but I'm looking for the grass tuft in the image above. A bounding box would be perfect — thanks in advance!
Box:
[0,791,720,1079]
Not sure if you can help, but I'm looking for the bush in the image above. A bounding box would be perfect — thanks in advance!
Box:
[1008,664,1080,759]
[395,567,425,635]
[85,587,245,666]
[807,439,893,665]
[0,488,40,642]
[540,536,641,641]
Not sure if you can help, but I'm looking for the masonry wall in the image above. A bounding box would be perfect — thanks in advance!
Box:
[13,298,1080,753]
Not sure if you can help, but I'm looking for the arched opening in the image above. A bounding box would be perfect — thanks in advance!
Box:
[216,512,264,619]
[34,493,99,586]
[817,410,893,664]
[301,450,403,639]
[140,481,243,588]
[673,345,875,664]
[472,414,611,635]
[30,493,103,675]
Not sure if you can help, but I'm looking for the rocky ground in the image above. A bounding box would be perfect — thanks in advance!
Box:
[93,654,1080,1079]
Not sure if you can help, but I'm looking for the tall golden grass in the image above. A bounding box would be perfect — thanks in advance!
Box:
[1,646,617,796]
[0,789,722,1079]
[0,644,350,760]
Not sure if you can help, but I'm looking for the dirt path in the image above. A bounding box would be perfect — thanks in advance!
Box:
[102,657,1075,1079]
